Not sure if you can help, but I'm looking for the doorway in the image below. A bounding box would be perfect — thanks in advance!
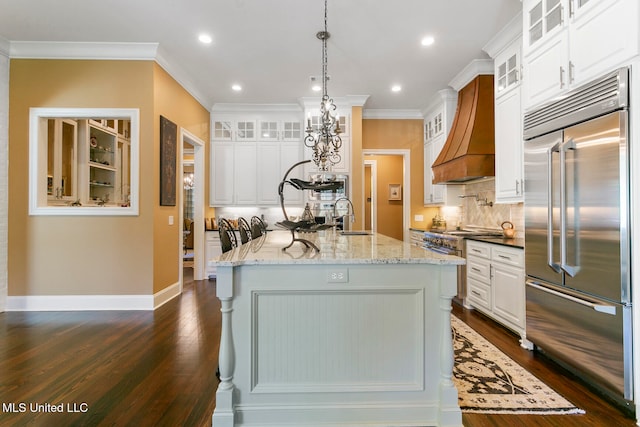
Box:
[179,129,205,284]
[362,149,410,242]
[364,160,377,232]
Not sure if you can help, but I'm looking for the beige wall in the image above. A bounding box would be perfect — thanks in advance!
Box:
[367,155,403,240]
[152,64,209,293]
[8,59,209,298]
[361,119,438,232]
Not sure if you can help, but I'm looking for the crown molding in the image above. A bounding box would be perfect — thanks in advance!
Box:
[211,103,302,114]
[362,109,424,119]
[9,41,159,59]
[482,11,523,58]
[0,36,9,58]
[422,88,457,117]
[448,59,494,91]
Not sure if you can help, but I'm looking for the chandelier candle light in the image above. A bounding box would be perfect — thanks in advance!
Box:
[305,0,342,171]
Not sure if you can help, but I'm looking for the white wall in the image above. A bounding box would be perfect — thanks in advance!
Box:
[0,38,9,312]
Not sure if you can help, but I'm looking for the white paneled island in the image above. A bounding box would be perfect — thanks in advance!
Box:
[210,230,464,427]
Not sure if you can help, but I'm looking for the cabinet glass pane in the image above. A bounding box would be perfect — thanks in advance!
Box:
[507,54,517,71]
[508,70,519,86]
[529,2,543,27]
[545,1,562,33]
[47,120,55,195]
[529,21,543,44]
[214,121,232,139]
[577,0,590,7]
[283,122,302,139]
[237,121,255,139]
[260,121,278,139]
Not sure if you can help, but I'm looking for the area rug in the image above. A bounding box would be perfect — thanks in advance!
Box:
[451,315,584,415]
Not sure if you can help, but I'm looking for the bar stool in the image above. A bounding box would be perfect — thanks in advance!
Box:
[238,217,252,244]
[218,218,237,253]
[250,216,267,239]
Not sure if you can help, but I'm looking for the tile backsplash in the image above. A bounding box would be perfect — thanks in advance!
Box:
[439,179,523,232]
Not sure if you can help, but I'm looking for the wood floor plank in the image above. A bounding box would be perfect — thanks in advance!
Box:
[0,270,634,426]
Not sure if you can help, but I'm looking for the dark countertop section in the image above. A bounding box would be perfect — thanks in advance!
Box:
[409,227,428,232]
[465,235,524,249]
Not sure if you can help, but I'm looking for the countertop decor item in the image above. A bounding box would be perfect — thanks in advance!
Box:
[501,220,516,238]
[304,0,342,171]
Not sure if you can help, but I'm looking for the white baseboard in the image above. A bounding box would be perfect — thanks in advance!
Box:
[5,282,182,311]
[154,281,181,309]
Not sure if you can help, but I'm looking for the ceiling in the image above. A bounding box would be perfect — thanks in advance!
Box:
[0,0,522,113]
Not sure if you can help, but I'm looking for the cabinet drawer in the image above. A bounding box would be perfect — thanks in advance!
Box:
[467,277,491,311]
[491,245,524,268]
[466,257,490,282]
[466,240,490,259]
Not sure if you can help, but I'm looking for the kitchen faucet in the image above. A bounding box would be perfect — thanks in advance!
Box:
[333,197,355,230]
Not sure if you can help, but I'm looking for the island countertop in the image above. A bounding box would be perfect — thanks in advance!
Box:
[212,230,466,267]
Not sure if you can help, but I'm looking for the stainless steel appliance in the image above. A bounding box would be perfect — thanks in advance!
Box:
[523,67,632,408]
[308,173,348,222]
[424,228,503,307]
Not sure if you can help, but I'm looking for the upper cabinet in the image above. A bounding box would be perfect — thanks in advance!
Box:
[522,0,639,109]
[423,89,461,206]
[484,13,524,203]
[210,111,304,207]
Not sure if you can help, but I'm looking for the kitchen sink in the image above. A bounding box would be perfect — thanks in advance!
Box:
[340,231,371,236]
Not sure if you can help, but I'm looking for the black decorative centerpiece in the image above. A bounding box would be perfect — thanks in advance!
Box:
[277,160,342,252]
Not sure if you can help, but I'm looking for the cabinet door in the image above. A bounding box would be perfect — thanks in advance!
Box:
[205,232,222,277]
[523,32,568,109]
[423,140,436,204]
[234,143,257,204]
[495,88,524,202]
[492,262,525,328]
[211,143,234,205]
[569,0,639,85]
[256,143,280,205]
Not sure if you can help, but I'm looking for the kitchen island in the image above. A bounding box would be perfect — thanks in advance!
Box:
[210,230,465,427]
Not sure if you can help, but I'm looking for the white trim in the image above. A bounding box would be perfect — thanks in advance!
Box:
[154,281,181,309]
[361,149,411,242]
[362,109,424,119]
[6,295,154,311]
[9,41,159,60]
[28,107,140,216]
[364,160,377,232]
[155,48,213,110]
[180,128,206,281]
[448,59,494,91]
[211,103,302,113]
[421,89,457,118]
[482,11,523,59]
[0,36,9,58]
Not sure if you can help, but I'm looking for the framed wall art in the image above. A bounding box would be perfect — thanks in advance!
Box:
[388,184,402,201]
[160,115,177,206]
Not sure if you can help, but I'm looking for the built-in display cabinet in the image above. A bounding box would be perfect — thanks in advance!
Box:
[423,89,462,206]
[484,13,524,203]
[210,112,304,207]
[522,0,639,109]
[466,240,529,348]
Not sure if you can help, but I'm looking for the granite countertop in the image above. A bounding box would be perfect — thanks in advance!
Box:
[211,230,465,267]
[465,235,525,249]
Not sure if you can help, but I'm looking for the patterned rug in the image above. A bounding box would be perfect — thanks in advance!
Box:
[451,315,584,414]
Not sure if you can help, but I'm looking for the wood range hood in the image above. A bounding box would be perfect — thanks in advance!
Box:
[431,74,495,184]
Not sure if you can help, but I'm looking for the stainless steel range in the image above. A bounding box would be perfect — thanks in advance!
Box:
[423,228,503,306]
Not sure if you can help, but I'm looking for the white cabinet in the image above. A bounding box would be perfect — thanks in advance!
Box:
[522,0,639,109]
[423,89,460,206]
[494,77,524,203]
[466,240,528,346]
[205,231,222,278]
[210,114,304,207]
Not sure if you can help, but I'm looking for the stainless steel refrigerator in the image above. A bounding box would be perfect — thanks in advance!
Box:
[523,67,632,408]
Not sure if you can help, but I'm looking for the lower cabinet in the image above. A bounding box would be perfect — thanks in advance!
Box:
[466,240,530,348]
[205,231,222,278]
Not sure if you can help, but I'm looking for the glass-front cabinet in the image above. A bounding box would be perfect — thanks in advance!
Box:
[47,119,77,203]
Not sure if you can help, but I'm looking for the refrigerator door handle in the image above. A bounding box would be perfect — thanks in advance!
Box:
[547,143,563,273]
[559,139,580,277]
[527,281,617,315]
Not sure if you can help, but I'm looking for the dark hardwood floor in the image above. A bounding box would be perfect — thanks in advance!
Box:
[0,269,635,426]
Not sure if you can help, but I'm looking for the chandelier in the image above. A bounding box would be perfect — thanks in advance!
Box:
[305,0,342,171]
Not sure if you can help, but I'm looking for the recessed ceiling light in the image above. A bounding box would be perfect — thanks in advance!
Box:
[311,85,322,92]
[421,36,435,46]
[231,84,242,92]
[198,34,213,44]
[391,85,402,93]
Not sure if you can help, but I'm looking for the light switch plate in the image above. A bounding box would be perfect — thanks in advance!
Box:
[168,215,174,225]
[415,214,424,221]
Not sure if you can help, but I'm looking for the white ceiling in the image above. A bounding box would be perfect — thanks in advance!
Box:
[0,0,522,112]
